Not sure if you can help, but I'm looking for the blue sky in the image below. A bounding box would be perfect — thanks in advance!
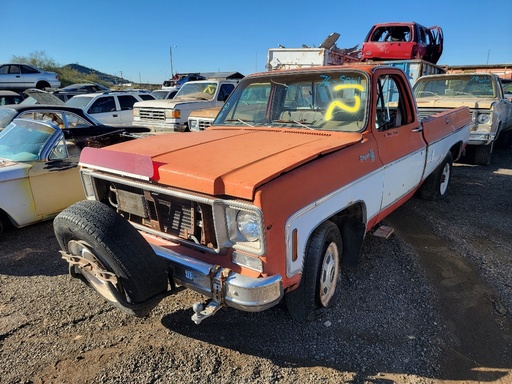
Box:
[1,0,511,84]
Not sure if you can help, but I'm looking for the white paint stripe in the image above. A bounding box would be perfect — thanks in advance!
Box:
[284,125,469,278]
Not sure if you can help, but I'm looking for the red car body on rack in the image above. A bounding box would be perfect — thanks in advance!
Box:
[361,22,443,64]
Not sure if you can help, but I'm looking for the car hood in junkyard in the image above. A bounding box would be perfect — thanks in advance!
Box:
[134,99,211,109]
[79,127,363,199]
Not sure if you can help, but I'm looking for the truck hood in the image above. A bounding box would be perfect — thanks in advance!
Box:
[416,98,495,109]
[0,159,30,182]
[80,127,363,199]
[135,99,211,109]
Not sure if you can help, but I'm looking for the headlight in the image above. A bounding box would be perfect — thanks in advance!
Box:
[165,109,180,119]
[477,113,490,124]
[224,204,264,255]
[133,108,140,117]
[190,120,198,129]
[237,211,260,242]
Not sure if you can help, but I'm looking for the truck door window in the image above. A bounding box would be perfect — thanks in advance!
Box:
[376,75,409,130]
[217,84,235,101]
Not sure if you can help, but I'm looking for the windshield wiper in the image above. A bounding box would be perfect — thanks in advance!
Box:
[224,119,255,127]
[272,119,314,130]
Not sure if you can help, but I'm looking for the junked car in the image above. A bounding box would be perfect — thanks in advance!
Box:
[0,90,23,106]
[0,104,152,135]
[502,79,512,102]
[53,83,110,102]
[414,73,512,164]
[66,91,156,126]
[361,22,443,64]
[20,88,66,105]
[0,118,148,235]
[0,63,61,90]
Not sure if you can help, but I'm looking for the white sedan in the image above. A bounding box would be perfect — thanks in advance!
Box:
[0,63,61,90]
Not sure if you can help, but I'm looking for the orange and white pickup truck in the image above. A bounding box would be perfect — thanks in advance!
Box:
[54,64,471,324]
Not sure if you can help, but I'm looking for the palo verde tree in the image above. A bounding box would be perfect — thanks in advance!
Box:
[11,51,59,72]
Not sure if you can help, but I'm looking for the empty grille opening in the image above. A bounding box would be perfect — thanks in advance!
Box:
[100,180,218,250]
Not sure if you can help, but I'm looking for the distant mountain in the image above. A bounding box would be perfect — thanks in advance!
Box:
[62,63,129,85]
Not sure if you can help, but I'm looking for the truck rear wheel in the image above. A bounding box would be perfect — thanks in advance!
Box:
[285,221,342,323]
[53,200,169,317]
[418,151,452,200]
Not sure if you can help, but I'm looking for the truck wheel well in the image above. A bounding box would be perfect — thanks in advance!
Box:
[327,203,366,268]
[451,141,465,162]
[0,209,13,235]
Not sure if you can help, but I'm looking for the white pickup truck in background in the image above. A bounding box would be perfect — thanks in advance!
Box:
[132,79,240,132]
[414,73,512,165]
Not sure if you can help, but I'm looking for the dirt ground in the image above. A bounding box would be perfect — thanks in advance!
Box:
[1,148,511,384]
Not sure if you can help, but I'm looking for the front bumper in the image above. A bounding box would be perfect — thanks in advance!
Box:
[468,131,496,146]
[151,244,283,312]
[133,119,185,132]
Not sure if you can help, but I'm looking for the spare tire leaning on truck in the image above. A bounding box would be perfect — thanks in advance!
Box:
[53,200,170,317]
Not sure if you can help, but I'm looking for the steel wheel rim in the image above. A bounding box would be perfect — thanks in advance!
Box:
[68,240,118,302]
[440,163,450,195]
[319,241,339,307]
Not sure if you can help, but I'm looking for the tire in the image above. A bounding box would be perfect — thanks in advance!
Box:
[419,151,453,200]
[53,200,169,317]
[473,142,493,166]
[285,221,343,323]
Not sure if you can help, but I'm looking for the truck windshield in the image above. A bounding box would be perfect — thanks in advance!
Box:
[215,71,368,132]
[414,75,496,99]
[174,82,218,101]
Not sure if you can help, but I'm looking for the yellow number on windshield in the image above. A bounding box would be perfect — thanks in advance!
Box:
[204,85,216,95]
[325,84,364,121]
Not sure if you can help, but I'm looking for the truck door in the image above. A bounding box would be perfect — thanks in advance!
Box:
[372,72,427,218]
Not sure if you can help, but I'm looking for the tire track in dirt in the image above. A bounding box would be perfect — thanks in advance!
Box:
[388,207,512,383]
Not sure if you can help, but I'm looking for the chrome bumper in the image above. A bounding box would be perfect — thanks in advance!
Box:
[468,131,496,146]
[151,244,283,312]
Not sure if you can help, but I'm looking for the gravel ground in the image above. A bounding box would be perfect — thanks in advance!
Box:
[1,148,511,384]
